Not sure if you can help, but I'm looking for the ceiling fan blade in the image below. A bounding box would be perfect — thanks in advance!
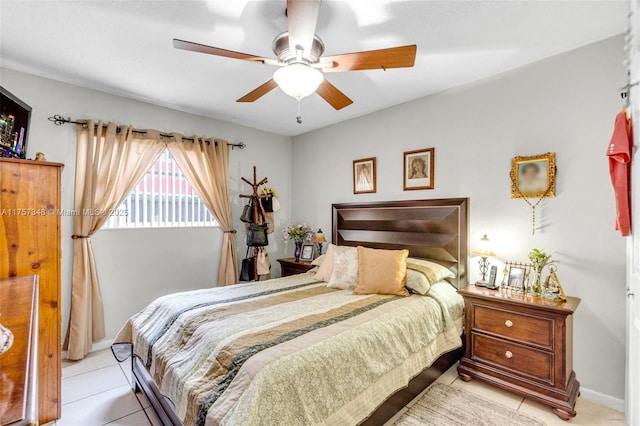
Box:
[173,39,267,63]
[316,80,353,110]
[237,79,278,103]
[322,45,417,73]
[287,0,321,59]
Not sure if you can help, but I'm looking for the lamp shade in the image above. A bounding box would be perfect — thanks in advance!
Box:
[273,63,324,100]
[314,229,327,243]
[472,234,496,257]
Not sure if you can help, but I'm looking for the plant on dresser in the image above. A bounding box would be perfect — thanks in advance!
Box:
[457,285,581,420]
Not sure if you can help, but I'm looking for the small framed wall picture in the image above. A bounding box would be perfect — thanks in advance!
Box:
[510,152,556,199]
[507,265,526,290]
[300,243,315,261]
[353,157,377,194]
[403,148,434,190]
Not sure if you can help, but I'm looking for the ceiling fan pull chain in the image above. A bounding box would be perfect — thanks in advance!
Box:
[296,99,303,124]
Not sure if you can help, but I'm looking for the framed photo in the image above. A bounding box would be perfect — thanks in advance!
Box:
[300,243,315,261]
[353,157,377,194]
[510,152,556,198]
[403,148,434,190]
[507,265,526,290]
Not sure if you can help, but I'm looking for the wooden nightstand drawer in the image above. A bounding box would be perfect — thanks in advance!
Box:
[472,333,553,383]
[473,304,553,348]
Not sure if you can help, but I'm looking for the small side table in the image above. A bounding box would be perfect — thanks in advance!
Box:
[277,258,314,277]
[457,285,581,420]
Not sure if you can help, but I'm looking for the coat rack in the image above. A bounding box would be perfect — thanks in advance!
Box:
[240,166,268,280]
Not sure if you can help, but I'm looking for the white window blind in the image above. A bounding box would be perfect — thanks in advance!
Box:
[104,149,218,229]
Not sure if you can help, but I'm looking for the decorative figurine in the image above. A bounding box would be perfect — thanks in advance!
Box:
[542,265,566,301]
[35,152,46,161]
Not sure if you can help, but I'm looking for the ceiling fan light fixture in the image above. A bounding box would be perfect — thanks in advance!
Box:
[273,63,324,100]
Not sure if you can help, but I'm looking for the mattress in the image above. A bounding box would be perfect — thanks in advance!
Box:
[112,272,464,426]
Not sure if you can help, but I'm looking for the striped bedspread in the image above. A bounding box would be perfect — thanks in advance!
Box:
[113,272,464,426]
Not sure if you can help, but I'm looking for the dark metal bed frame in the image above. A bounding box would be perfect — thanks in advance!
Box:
[130,198,469,426]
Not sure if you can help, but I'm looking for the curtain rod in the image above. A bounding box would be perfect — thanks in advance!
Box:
[47,115,246,150]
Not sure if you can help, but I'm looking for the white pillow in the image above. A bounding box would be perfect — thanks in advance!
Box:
[311,254,326,267]
[406,268,431,295]
[407,257,455,283]
[327,245,358,290]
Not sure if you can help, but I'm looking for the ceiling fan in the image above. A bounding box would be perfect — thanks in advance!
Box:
[173,0,416,121]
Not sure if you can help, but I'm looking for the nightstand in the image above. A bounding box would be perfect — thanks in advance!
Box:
[457,285,581,420]
[277,257,315,277]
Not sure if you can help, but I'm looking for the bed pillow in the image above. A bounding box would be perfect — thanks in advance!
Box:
[405,268,432,295]
[407,257,455,283]
[354,246,410,296]
[311,254,326,267]
[314,244,337,282]
[326,245,359,290]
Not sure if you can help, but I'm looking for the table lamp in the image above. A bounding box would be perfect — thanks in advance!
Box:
[472,234,496,287]
[314,229,327,257]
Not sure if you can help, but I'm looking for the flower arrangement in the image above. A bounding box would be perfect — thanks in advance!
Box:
[528,248,556,294]
[528,248,556,273]
[283,223,314,243]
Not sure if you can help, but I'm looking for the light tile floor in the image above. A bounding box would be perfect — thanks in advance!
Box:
[50,349,626,426]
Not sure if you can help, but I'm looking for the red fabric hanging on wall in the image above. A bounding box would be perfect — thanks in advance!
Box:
[607,111,633,236]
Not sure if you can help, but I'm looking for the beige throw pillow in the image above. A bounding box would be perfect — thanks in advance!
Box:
[354,246,409,297]
[314,244,337,282]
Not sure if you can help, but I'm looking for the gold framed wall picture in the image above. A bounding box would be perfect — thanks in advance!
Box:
[510,152,556,198]
[403,148,435,190]
[353,157,377,194]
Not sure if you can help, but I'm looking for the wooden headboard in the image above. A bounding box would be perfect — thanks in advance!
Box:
[332,198,469,288]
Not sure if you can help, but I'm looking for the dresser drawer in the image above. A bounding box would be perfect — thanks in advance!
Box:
[473,304,553,347]
[472,333,553,383]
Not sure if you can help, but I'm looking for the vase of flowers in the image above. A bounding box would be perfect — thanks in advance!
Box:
[283,223,314,261]
[528,248,556,295]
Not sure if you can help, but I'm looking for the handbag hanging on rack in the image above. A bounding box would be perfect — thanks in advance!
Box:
[257,247,271,275]
[240,198,254,223]
[247,223,269,246]
[239,247,256,281]
[258,196,275,234]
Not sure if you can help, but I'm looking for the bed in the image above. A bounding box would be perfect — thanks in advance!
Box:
[112,198,469,426]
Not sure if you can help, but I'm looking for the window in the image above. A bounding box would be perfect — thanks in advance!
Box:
[104,149,217,228]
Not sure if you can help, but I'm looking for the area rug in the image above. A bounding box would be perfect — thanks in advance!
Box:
[394,383,546,426]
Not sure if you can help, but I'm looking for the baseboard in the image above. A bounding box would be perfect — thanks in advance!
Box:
[61,339,114,360]
[580,387,625,413]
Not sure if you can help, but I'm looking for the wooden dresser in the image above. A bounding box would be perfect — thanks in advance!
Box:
[0,276,38,426]
[277,257,315,277]
[457,285,581,420]
[0,158,63,424]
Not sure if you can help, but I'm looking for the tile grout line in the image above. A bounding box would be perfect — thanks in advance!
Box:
[100,408,146,426]
[61,383,136,407]
[62,362,120,379]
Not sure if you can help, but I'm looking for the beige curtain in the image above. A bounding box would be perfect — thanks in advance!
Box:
[167,135,238,286]
[66,122,165,360]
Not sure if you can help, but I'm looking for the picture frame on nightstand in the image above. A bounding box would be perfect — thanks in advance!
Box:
[507,265,526,290]
[300,244,315,261]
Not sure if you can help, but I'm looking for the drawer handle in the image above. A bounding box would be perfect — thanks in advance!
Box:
[505,320,513,328]
[505,351,513,359]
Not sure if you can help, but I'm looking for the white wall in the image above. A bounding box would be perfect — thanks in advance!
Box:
[0,67,292,342]
[292,36,627,401]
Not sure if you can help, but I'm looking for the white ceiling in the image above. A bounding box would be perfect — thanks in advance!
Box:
[0,0,629,137]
